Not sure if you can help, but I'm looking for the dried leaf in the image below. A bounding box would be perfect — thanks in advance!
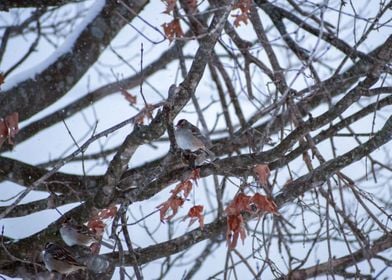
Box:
[87,219,106,236]
[225,193,251,216]
[157,196,184,221]
[121,89,137,105]
[0,72,4,88]
[0,112,19,148]
[253,164,270,186]
[162,19,184,42]
[86,206,116,239]
[232,13,249,27]
[0,120,7,148]
[190,168,200,185]
[171,180,193,199]
[97,206,117,219]
[5,112,19,141]
[232,0,251,27]
[183,205,204,229]
[162,0,176,14]
[226,214,246,249]
[90,242,101,255]
[250,193,278,214]
[233,0,252,13]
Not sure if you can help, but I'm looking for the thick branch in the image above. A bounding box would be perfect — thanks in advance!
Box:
[286,232,392,279]
[0,0,81,11]
[0,0,148,121]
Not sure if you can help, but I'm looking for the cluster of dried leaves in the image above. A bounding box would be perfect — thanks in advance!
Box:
[87,206,117,253]
[157,169,204,229]
[232,0,252,27]
[224,164,277,248]
[161,0,251,42]
[156,163,278,249]
[225,192,278,249]
[0,112,19,148]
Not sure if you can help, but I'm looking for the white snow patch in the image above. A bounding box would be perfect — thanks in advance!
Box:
[1,0,106,92]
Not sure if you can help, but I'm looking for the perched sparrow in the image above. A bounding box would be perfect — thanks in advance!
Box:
[60,218,113,249]
[174,119,215,163]
[60,218,98,247]
[42,242,85,274]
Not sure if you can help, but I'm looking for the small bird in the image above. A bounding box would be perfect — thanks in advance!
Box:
[60,218,98,247]
[60,218,114,250]
[174,119,215,164]
[42,242,85,274]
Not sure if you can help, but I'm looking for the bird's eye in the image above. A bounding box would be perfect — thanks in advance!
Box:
[177,119,186,127]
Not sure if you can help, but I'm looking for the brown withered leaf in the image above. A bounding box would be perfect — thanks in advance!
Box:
[226,214,246,249]
[87,219,106,236]
[0,119,7,148]
[225,193,251,216]
[253,164,270,186]
[157,196,184,221]
[250,193,278,214]
[232,0,251,27]
[183,205,204,229]
[233,0,252,13]
[163,0,176,14]
[232,13,249,27]
[0,72,4,88]
[0,112,19,148]
[162,19,184,42]
[171,180,193,199]
[5,112,19,141]
[97,206,117,219]
[121,89,137,105]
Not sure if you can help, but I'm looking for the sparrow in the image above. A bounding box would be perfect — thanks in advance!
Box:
[60,218,98,247]
[60,218,114,249]
[42,242,85,274]
[174,119,215,164]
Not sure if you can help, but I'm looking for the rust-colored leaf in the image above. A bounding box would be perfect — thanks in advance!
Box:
[232,13,249,27]
[162,19,184,42]
[189,168,200,185]
[157,196,184,221]
[183,205,204,229]
[250,193,278,214]
[226,214,246,249]
[5,112,19,143]
[0,72,4,88]
[86,206,116,239]
[0,112,19,148]
[225,193,251,216]
[98,206,118,219]
[90,242,101,255]
[0,120,7,148]
[253,164,270,186]
[121,89,137,105]
[233,0,252,13]
[87,219,106,236]
[162,0,176,14]
[232,0,251,27]
[171,180,193,199]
